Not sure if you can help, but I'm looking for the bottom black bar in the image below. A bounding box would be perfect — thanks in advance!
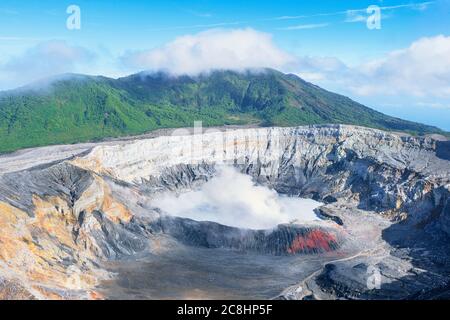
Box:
[1,300,449,319]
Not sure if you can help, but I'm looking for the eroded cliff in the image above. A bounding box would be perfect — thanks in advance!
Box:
[0,125,449,299]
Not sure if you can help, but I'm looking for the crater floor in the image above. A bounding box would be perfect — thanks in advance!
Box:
[98,242,334,300]
[0,124,449,300]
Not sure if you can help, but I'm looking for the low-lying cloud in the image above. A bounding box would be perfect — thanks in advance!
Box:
[1,30,449,102]
[121,28,296,76]
[296,35,450,98]
[120,29,450,100]
[0,40,96,90]
[152,166,321,230]
[354,35,450,97]
[1,29,449,128]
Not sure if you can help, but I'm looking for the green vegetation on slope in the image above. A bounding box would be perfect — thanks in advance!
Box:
[0,69,444,153]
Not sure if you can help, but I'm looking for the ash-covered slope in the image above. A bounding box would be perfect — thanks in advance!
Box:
[0,124,449,299]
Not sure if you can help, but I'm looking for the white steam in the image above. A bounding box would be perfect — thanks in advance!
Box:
[152,166,321,230]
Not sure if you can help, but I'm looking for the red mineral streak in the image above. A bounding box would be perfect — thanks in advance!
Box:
[287,230,337,254]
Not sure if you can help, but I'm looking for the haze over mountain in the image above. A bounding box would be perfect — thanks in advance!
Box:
[0,68,445,153]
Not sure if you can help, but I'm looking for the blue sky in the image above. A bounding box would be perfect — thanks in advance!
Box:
[1,0,449,130]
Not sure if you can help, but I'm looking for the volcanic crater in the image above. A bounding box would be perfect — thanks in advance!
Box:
[0,124,449,300]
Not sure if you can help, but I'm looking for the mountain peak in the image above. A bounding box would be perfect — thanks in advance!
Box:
[0,68,444,153]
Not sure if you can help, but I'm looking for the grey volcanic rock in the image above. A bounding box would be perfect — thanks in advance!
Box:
[0,124,449,299]
[0,162,94,216]
[314,207,343,225]
[78,210,150,259]
[74,124,449,238]
[151,216,343,255]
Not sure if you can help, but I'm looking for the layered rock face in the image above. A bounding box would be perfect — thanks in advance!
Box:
[0,163,151,299]
[0,124,449,299]
[71,125,450,234]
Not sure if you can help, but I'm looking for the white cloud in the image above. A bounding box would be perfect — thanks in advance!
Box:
[415,101,450,110]
[296,35,450,98]
[1,29,449,116]
[354,35,450,97]
[344,10,393,23]
[121,30,450,100]
[121,28,296,75]
[271,1,434,21]
[0,40,96,90]
[152,166,321,230]
[344,12,367,23]
[278,23,329,30]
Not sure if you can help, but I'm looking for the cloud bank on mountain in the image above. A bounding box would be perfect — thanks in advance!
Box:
[296,35,450,98]
[0,40,96,90]
[120,28,296,75]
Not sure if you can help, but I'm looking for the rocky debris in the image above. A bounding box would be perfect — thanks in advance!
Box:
[139,163,216,194]
[71,125,450,234]
[314,207,344,226]
[0,162,152,299]
[0,162,94,216]
[77,210,150,259]
[310,251,450,300]
[150,216,343,255]
[0,124,449,299]
[0,278,35,300]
